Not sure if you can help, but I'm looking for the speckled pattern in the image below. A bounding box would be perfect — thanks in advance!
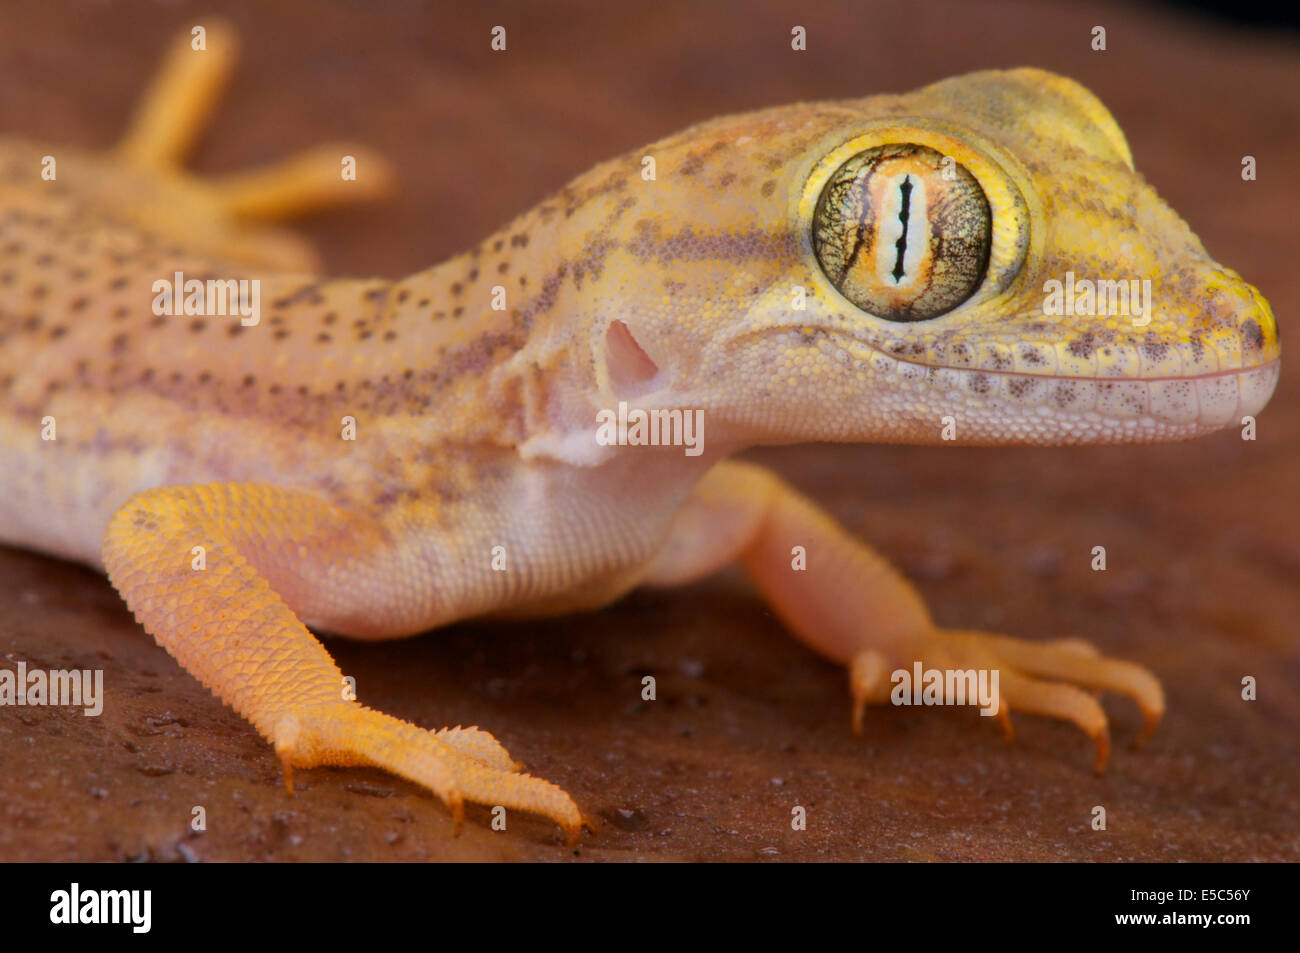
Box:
[0,0,1296,860]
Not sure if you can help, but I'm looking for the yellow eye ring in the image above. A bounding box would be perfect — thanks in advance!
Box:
[801,124,1032,323]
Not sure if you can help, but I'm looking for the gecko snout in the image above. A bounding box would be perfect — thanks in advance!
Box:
[1165,270,1281,429]
[1220,276,1280,424]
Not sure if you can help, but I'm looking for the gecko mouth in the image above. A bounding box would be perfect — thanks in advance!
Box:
[886,354,1280,430]
[916,358,1278,385]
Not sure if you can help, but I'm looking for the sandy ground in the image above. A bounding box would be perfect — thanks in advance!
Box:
[0,0,1296,861]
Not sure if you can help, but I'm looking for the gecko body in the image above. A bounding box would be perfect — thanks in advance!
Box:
[0,25,1279,843]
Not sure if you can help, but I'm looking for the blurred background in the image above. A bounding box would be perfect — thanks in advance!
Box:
[0,0,1296,861]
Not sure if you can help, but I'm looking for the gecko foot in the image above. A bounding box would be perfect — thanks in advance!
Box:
[273,702,584,845]
[850,629,1164,773]
[114,18,396,245]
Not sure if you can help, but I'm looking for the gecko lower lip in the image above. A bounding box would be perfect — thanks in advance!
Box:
[882,357,1280,427]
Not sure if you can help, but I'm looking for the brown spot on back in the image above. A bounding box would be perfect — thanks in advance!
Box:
[272,282,326,309]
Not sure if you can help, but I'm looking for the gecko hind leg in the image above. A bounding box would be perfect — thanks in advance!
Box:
[210,143,398,222]
[114,19,239,171]
[115,18,396,223]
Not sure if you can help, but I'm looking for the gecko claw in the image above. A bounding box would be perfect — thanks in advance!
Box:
[847,629,1161,774]
[1093,727,1112,775]
[1134,711,1162,749]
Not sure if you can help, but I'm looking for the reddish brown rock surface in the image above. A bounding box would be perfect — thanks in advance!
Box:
[1,0,1296,861]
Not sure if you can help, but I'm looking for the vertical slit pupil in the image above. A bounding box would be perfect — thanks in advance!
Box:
[891,176,912,283]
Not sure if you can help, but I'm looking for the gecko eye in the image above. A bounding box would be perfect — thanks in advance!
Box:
[812,144,992,321]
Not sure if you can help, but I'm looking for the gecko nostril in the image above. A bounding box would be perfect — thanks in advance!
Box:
[1231,284,1280,362]
[1204,278,1280,366]
[1249,287,1279,347]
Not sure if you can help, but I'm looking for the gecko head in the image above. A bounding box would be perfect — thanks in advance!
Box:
[595,68,1278,449]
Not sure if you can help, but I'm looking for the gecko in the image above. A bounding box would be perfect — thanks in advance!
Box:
[0,23,1279,846]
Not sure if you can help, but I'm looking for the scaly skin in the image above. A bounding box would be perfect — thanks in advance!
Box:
[0,23,1279,844]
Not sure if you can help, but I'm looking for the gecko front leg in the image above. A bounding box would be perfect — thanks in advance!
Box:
[642,460,1164,772]
[102,482,584,844]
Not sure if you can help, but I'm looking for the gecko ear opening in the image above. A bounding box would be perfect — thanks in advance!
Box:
[605,319,663,398]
